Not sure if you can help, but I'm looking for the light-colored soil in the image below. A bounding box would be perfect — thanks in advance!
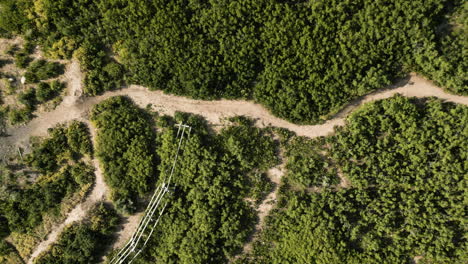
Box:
[61,60,83,106]
[0,37,22,54]
[337,168,351,189]
[112,212,144,250]
[413,255,424,263]
[0,57,465,263]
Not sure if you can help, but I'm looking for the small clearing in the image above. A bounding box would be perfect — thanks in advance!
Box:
[111,212,144,250]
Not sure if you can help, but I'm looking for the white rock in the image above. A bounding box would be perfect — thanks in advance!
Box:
[20,76,26,84]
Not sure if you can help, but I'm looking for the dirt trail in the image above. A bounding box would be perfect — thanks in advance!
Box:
[112,212,144,250]
[62,61,83,106]
[26,63,108,264]
[1,74,467,157]
[239,163,285,257]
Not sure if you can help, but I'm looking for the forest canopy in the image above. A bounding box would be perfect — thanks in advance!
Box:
[244,96,467,264]
[90,96,157,212]
[0,0,465,123]
[106,110,279,263]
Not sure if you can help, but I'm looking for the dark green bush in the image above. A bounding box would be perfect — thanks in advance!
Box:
[66,121,93,156]
[0,59,11,68]
[14,52,31,69]
[0,0,30,33]
[35,81,65,103]
[7,107,33,125]
[0,216,9,239]
[35,82,55,103]
[24,60,64,84]
[17,88,36,109]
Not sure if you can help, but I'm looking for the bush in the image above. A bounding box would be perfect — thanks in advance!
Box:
[35,83,54,103]
[0,0,30,33]
[248,96,468,263]
[17,88,36,109]
[66,121,93,156]
[7,107,33,125]
[284,137,339,189]
[0,216,9,239]
[14,52,31,69]
[0,123,94,235]
[127,113,278,263]
[24,60,64,84]
[0,59,11,68]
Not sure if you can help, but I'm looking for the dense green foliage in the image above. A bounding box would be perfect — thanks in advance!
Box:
[91,96,156,210]
[284,136,339,189]
[24,59,64,84]
[0,123,94,235]
[0,0,464,123]
[35,81,65,103]
[14,52,31,69]
[115,112,278,263]
[0,162,94,233]
[0,240,23,264]
[0,0,30,33]
[245,96,467,264]
[6,107,33,125]
[66,121,93,156]
[34,203,119,264]
[413,1,467,94]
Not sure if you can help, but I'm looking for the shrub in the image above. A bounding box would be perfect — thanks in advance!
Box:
[24,60,64,84]
[14,52,30,69]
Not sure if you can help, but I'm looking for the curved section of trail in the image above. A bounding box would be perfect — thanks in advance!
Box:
[1,74,467,156]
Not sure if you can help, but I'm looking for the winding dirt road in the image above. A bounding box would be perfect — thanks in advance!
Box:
[1,60,466,263]
[2,74,467,157]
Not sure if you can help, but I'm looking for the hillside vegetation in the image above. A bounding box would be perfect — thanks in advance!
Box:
[0,0,465,123]
[0,38,65,126]
[243,96,467,264]
[103,107,279,263]
[34,203,119,264]
[0,121,94,260]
